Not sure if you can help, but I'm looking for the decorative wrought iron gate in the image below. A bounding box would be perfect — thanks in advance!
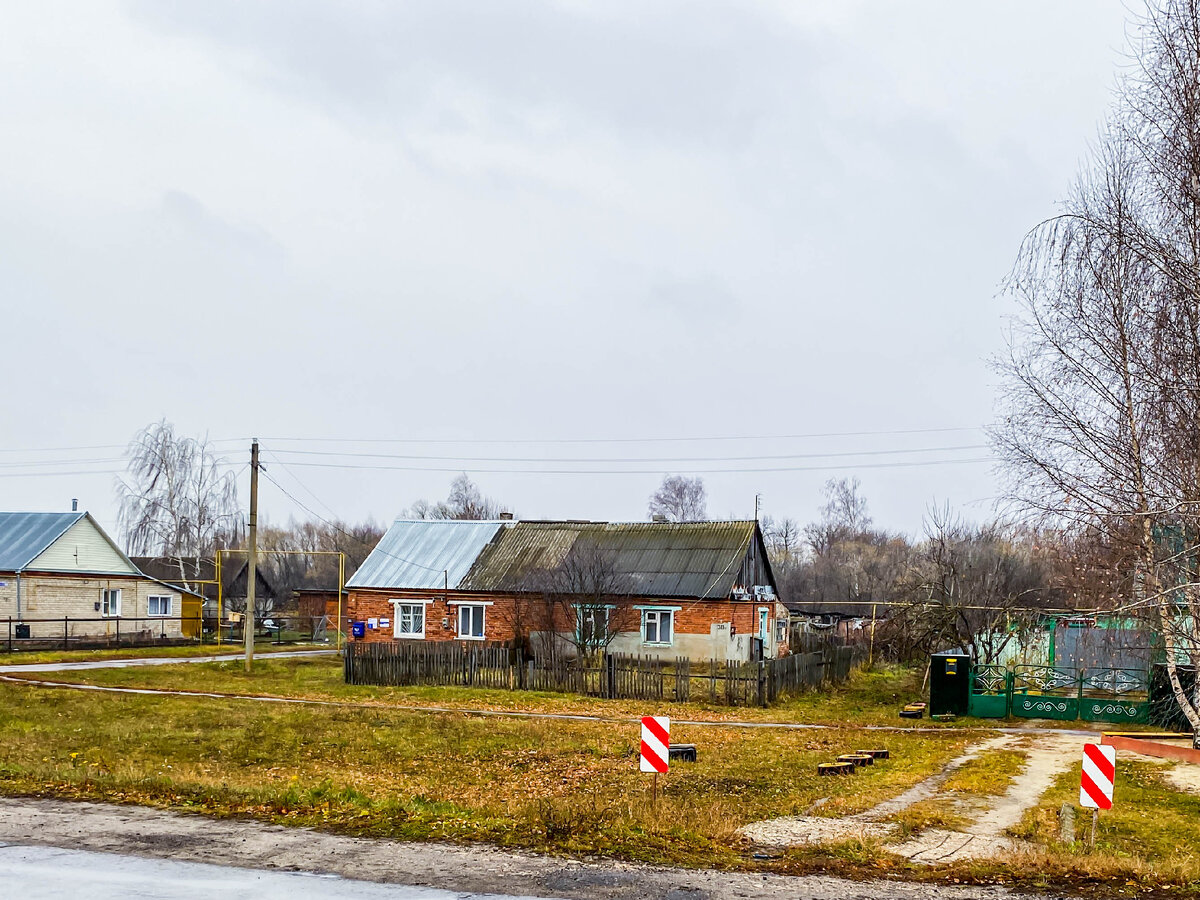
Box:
[1010,665,1080,720]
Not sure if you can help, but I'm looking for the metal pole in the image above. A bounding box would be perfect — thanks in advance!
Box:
[216,550,223,648]
[1090,808,1098,848]
[245,439,259,673]
[868,602,877,669]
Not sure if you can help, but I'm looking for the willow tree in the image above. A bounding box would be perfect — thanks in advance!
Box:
[116,420,241,592]
[995,1,1200,743]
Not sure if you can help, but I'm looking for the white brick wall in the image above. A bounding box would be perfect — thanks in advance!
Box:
[0,573,184,640]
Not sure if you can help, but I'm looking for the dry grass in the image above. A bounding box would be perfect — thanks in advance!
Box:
[0,677,969,869]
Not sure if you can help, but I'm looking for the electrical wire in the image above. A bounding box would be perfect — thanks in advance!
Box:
[266,443,991,465]
[260,425,984,446]
[270,456,995,476]
[259,469,447,574]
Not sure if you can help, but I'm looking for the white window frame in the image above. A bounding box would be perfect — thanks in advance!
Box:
[775,618,787,643]
[147,594,172,617]
[639,607,676,646]
[456,603,487,640]
[390,600,430,639]
[101,588,122,617]
[758,606,770,642]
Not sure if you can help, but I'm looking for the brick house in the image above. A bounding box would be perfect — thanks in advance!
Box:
[345,518,789,662]
[0,511,199,641]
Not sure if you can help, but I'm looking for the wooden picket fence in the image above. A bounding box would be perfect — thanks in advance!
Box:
[344,639,863,707]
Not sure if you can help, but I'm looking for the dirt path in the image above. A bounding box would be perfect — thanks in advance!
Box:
[740,734,1019,848]
[892,732,1082,863]
[0,797,1040,900]
[741,731,1090,863]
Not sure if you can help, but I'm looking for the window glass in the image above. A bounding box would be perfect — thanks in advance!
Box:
[395,603,425,637]
[642,609,673,644]
[458,605,485,638]
[148,595,171,616]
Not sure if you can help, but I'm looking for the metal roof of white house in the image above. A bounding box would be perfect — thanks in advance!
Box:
[345,519,506,590]
[0,512,86,571]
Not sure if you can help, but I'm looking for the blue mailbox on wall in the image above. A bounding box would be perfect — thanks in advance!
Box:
[351,621,366,639]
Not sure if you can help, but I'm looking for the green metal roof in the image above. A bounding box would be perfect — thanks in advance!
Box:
[459,520,765,599]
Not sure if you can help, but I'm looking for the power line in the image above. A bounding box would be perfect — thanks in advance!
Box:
[259,469,447,574]
[260,425,984,446]
[0,438,248,454]
[270,456,995,476]
[266,443,991,465]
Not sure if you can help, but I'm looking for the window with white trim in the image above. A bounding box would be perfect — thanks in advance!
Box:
[457,604,486,640]
[776,618,787,643]
[758,608,770,642]
[393,603,426,639]
[101,588,122,617]
[147,595,172,617]
[642,608,673,645]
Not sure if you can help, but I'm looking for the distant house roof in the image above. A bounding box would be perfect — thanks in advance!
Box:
[349,518,774,600]
[0,512,85,571]
[131,556,276,600]
[345,520,507,590]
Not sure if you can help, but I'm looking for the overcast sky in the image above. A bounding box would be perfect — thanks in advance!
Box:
[0,1,1138,538]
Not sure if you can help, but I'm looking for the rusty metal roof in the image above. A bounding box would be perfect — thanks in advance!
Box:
[460,520,761,599]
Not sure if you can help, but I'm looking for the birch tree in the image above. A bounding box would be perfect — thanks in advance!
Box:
[116,420,240,592]
[995,0,1200,744]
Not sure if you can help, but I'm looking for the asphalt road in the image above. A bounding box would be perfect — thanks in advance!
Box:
[0,648,336,673]
[0,843,553,900]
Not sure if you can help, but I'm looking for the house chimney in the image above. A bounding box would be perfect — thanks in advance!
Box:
[71,499,78,512]
[651,514,668,524]
[499,511,514,520]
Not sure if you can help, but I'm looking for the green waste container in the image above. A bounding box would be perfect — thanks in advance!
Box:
[929,652,971,717]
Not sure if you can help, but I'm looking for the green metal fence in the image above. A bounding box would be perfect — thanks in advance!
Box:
[967,664,1009,718]
[1079,667,1150,724]
[1009,665,1080,720]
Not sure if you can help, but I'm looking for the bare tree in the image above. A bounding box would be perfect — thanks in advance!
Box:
[761,515,802,583]
[648,474,707,522]
[116,420,240,593]
[805,477,872,554]
[994,0,1200,743]
[524,541,638,662]
[406,474,507,520]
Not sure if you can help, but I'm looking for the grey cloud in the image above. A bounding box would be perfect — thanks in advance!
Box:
[130,1,816,148]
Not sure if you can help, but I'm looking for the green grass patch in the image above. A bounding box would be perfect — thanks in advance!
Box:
[0,643,328,666]
[16,657,972,729]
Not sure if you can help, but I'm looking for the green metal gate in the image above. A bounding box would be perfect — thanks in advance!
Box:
[967,664,1009,718]
[1079,667,1150,724]
[1010,665,1080,720]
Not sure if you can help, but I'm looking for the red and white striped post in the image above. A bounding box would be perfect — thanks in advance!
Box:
[1080,742,1116,846]
[640,716,669,802]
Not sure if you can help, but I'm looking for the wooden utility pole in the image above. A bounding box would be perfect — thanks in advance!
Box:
[245,439,259,673]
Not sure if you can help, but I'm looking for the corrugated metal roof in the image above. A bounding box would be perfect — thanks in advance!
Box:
[0,512,85,572]
[461,520,759,599]
[345,519,506,590]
